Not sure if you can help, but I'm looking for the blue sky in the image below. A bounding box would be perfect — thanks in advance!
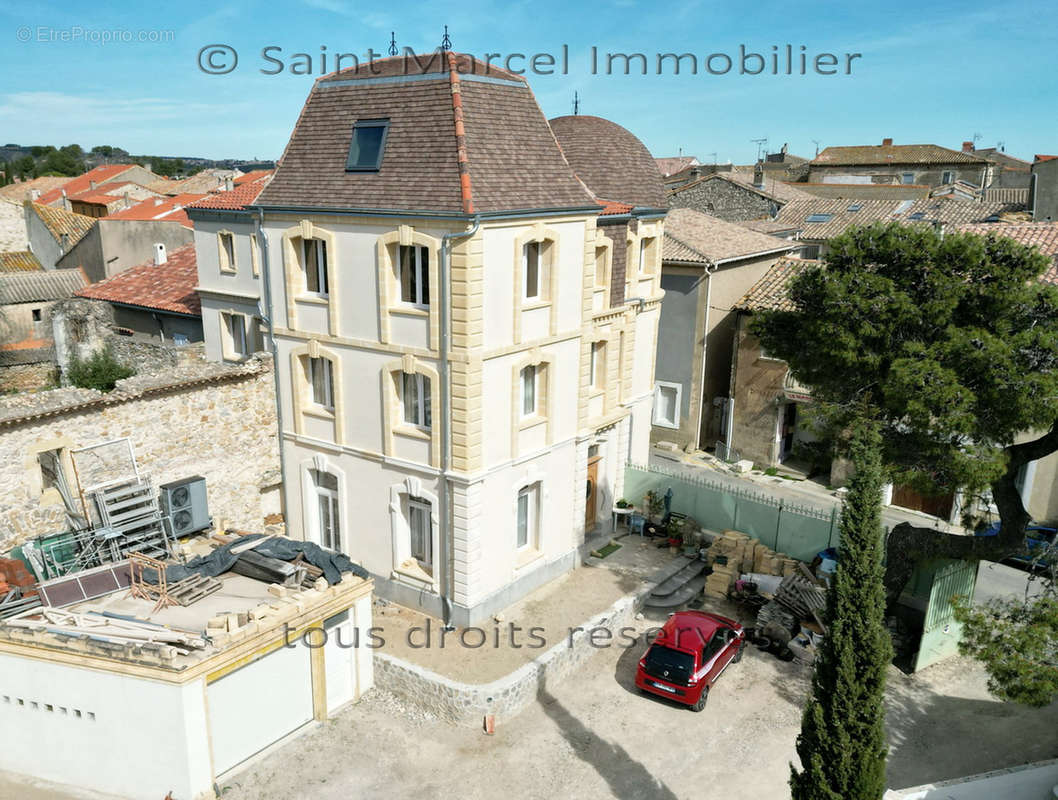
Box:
[1,0,1055,164]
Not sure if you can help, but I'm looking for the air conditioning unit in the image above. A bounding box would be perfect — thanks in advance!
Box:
[159,476,210,538]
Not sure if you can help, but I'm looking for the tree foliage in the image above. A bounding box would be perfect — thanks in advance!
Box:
[791,418,891,800]
[751,223,1058,583]
[66,347,134,392]
[953,592,1058,708]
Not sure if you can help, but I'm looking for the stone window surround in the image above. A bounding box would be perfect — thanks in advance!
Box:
[281,220,340,337]
[512,223,561,344]
[217,230,237,274]
[653,380,682,429]
[290,339,345,444]
[218,309,254,363]
[388,475,440,593]
[382,353,441,469]
[510,348,552,459]
[588,336,610,404]
[250,233,261,277]
[376,226,441,352]
[300,453,347,554]
[512,463,547,571]
[592,232,613,312]
[625,221,663,296]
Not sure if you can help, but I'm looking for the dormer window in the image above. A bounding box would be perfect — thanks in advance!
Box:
[346,118,389,171]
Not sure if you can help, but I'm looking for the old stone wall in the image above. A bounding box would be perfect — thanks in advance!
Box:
[669,179,778,222]
[0,354,280,553]
[0,362,58,393]
[729,314,787,467]
[374,593,640,725]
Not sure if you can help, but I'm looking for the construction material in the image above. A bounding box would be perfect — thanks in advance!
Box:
[4,606,206,652]
[232,549,302,587]
[36,560,133,607]
[0,589,42,620]
[773,574,826,620]
[166,574,223,606]
[128,553,179,614]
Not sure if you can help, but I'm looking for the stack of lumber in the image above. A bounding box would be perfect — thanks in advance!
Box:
[757,599,799,639]
[0,588,41,620]
[166,574,223,607]
[756,573,827,641]
[232,549,304,587]
[4,607,206,653]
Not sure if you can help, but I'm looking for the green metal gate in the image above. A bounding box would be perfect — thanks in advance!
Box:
[913,559,978,672]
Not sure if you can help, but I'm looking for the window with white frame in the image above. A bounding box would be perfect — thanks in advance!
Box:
[516,483,540,550]
[398,244,430,308]
[901,172,914,185]
[250,233,260,276]
[219,231,236,272]
[523,241,542,300]
[590,341,606,390]
[639,237,656,275]
[408,496,432,569]
[307,356,334,411]
[941,170,955,185]
[400,371,431,430]
[222,312,249,360]
[311,469,340,550]
[520,364,538,417]
[653,382,681,428]
[302,238,329,295]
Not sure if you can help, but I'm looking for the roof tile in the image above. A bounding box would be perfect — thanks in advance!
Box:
[77,243,200,315]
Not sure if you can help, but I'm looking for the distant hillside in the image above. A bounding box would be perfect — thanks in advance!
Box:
[0,143,274,182]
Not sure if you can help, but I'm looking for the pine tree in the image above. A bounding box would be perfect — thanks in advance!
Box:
[790,418,892,800]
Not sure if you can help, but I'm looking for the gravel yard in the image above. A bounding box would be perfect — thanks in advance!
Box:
[216,598,1058,800]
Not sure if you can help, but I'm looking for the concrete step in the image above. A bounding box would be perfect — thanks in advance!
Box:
[650,560,709,598]
[644,575,709,608]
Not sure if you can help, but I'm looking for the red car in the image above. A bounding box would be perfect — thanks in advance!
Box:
[635,611,745,711]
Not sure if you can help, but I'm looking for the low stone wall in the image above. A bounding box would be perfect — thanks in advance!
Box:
[0,354,280,553]
[374,591,643,725]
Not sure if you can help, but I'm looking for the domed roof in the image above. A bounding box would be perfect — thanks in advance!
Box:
[549,115,666,209]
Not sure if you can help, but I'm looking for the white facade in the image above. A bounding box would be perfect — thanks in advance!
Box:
[262,209,663,625]
[192,213,269,364]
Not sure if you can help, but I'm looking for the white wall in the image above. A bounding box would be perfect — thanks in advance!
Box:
[0,653,212,800]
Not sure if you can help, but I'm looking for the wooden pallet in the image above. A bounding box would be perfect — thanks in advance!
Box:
[167,574,223,607]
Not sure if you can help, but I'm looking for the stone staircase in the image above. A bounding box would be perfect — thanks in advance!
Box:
[643,555,711,609]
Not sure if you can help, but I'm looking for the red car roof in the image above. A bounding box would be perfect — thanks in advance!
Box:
[656,611,739,653]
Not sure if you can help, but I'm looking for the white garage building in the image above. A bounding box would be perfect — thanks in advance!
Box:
[0,572,373,799]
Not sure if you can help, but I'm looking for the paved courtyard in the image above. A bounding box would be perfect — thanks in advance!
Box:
[213,600,1058,800]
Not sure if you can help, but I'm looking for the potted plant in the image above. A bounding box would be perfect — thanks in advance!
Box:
[643,490,664,522]
[666,515,686,554]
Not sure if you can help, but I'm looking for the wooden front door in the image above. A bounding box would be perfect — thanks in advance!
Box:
[585,456,600,530]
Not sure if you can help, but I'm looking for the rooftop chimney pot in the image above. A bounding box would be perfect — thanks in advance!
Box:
[154,243,167,266]
[962,141,974,153]
[882,138,893,147]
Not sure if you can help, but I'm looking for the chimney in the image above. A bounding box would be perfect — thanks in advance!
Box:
[962,141,974,153]
[29,188,39,201]
[123,191,130,208]
[224,177,234,192]
[154,243,167,266]
[60,233,69,252]
[753,160,765,188]
[882,138,893,147]
[781,143,788,155]
[89,180,97,190]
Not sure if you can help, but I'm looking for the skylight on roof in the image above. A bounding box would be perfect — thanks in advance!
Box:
[806,213,834,223]
[895,199,915,214]
[908,212,926,220]
[847,203,862,212]
[346,118,389,172]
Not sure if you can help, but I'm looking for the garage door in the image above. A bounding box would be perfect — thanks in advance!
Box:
[324,611,355,712]
[207,643,314,775]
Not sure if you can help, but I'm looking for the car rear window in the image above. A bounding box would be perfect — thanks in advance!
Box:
[643,645,695,684]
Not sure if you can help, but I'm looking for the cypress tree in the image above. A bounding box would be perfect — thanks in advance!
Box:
[790,418,892,800]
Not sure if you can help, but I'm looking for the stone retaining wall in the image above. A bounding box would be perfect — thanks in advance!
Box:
[374,590,643,724]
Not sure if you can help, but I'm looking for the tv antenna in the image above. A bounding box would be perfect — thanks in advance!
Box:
[751,137,768,161]
[388,32,397,56]
[811,139,822,157]
[572,91,579,115]
[707,152,717,165]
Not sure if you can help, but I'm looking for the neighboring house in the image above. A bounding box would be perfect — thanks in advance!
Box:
[772,196,1014,258]
[23,202,95,270]
[48,197,201,283]
[253,53,665,626]
[67,181,161,217]
[809,139,993,189]
[1029,155,1058,222]
[668,166,812,222]
[652,208,800,452]
[36,163,162,209]
[0,198,28,252]
[655,155,700,177]
[75,243,202,343]
[971,146,1032,189]
[794,182,931,201]
[0,251,43,272]
[0,176,74,205]
[187,176,273,363]
[0,268,87,383]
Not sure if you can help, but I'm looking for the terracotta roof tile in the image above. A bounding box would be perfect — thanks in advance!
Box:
[598,201,634,216]
[106,196,206,227]
[0,251,43,273]
[234,169,273,185]
[735,257,819,311]
[28,203,96,248]
[37,164,138,205]
[549,115,666,208]
[77,244,199,315]
[956,222,1058,285]
[655,156,700,177]
[812,143,987,167]
[0,176,73,204]
[663,208,798,264]
[187,179,270,210]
